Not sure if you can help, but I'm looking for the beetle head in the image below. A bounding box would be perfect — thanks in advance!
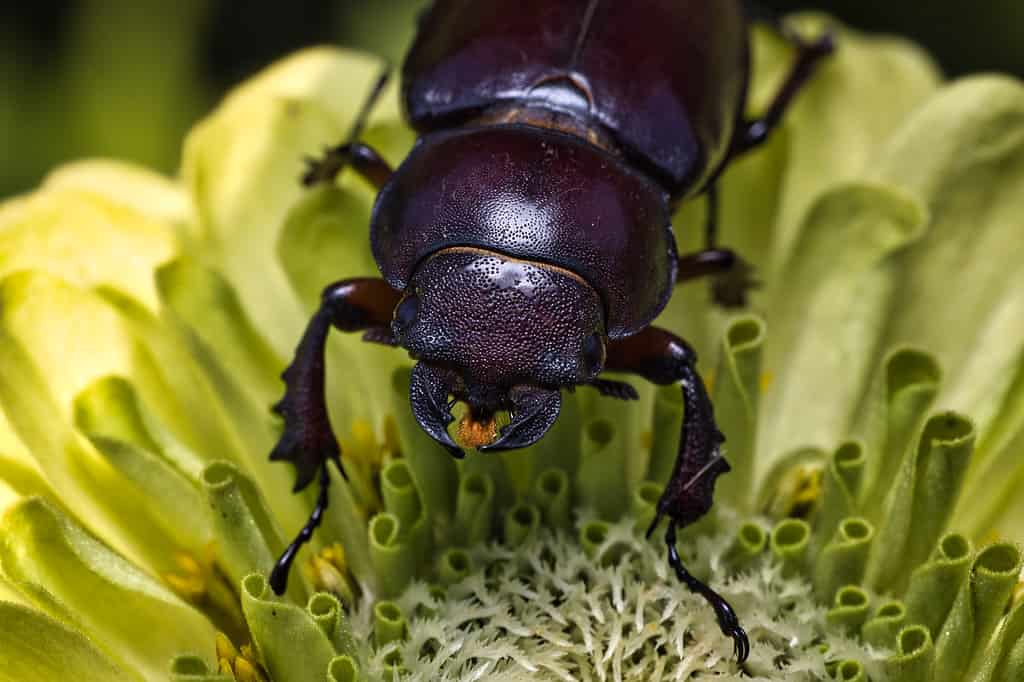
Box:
[393,248,606,454]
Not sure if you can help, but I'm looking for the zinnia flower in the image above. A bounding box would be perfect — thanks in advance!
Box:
[1,15,1023,682]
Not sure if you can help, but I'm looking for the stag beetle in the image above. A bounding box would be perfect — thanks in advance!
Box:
[268,0,833,663]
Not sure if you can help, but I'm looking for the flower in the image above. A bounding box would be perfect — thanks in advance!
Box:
[2,14,1024,682]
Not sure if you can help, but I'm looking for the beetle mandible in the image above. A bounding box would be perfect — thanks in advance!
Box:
[268,0,833,663]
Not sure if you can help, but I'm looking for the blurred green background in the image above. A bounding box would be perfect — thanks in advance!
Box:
[2,0,1021,199]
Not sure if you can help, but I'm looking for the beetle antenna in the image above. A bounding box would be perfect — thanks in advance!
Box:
[345,61,393,147]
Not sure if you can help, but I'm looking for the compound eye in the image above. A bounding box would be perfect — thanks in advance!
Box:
[394,295,420,331]
[582,332,605,376]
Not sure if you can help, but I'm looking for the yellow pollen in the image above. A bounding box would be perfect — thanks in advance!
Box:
[215,633,269,682]
[307,542,357,606]
[457,412,500,448]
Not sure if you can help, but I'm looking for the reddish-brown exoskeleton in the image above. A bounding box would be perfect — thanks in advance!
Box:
[269,1,833,663]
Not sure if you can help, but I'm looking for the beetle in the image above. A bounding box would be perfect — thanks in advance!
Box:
[267,0,833,663]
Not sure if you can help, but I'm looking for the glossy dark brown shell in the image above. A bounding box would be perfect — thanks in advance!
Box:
[403,0,749,195]
[371,125,676,338]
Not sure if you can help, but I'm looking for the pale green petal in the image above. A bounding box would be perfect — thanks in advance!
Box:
[503,502,541,548]
[814,517,874,602]
[169,656,233,682]
[864,412,974,593]
[712,315,765,510]
[958,353,1024,538]
[862,600,907,650]
[0,186,177,311]
[826,585,871,635]
[0,273,189,570]
[0,498,216,679]
[73,377,211,550]
[647,385,684,488]
[452,472,495,548]
[201,461,308,604]
[0,453,65,518]
[381,459,432,563]
[814,441,866,548]
[932,544,1022,682]
[854,348,941,508]
[181,48,412,356]
[903,533,973,638]
[722,520,767,570]
[309,592,357,659]
[576,378,653,488]
[659,17,939,355]
[368,513,415,599]
[327,655,360,682]
[157,258,283,407]
[241,574,337,682]
[577,418,629,520]
[533,467,572,531]
[41,159,191,226]
[519,387,583,482]
[768,15,941,270]
[871,77,1024,435]
[759,184,927,464]
[888,625,934,682]
[96,285,257,470]
[153,261,312,535]
[967,599,1024,682]
[0,602,136,682]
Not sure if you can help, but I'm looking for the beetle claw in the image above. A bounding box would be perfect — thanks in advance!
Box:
[409,362,464,458]
[711,256,758,308]
[480,385,562,452]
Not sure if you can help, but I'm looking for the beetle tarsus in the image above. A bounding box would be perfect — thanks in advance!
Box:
[588,378,639,401]
[662,518,750,663]
[270,462,333,595]
[711,255,759,308]
[301,147,347,187]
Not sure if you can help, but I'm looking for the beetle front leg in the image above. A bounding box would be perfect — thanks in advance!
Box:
[605,326,749,663]
[268,277,401,594]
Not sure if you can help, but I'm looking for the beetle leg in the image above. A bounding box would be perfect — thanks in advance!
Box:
[302,63,394,187]
[675,185,758,307]
[587,378,639,401]
[732,25,835,156]
[676,247,759,308]
[269,462,330,595]
[606,326,749,663]
[302,141,395,189]
[269,277,401,594]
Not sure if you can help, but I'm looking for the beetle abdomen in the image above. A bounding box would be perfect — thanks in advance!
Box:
[371,125,676,338]
[403,0,748,196]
